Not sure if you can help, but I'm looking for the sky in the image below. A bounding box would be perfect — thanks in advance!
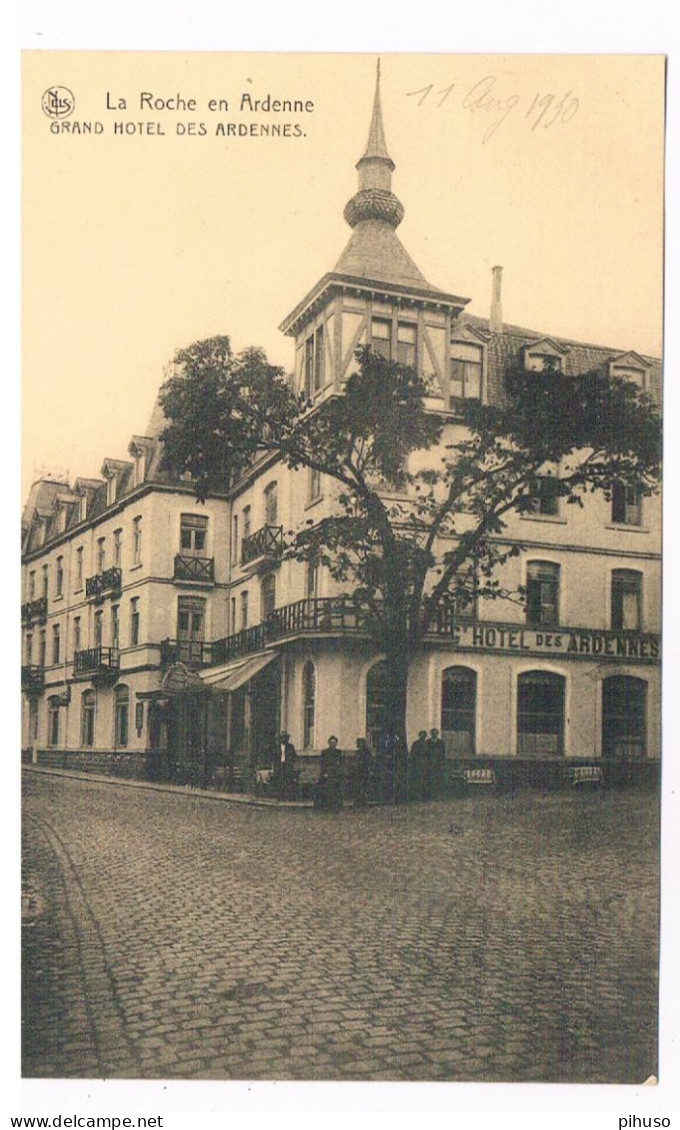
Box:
[23,53,664,497]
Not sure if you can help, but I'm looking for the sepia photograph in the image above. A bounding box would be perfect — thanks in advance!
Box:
[20,50,664,1089]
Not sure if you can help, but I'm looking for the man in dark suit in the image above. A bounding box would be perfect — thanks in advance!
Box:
[272,731,298,799]
[315,735,344,810]
[426,727,446,798]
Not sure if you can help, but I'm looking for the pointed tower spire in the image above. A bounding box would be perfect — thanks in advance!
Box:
[343,59,404,230]
[359,58,394,169]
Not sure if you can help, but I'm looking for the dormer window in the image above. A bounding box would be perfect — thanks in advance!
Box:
[78,494,88,522]
[608,352,649,391]
[106,474,117,507]
[134,451,146,486]
[522,338,568,373]
[449,342,483,408]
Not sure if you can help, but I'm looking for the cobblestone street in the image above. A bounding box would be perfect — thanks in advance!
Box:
[22,769,659,1083]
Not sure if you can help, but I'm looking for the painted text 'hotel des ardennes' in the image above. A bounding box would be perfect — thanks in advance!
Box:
[21,71,661,787]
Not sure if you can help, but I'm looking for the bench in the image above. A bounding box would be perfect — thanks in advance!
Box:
[462,768,498,788]
[566,765,604,788]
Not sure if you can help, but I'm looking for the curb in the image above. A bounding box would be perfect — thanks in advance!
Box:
[22,764,315,809]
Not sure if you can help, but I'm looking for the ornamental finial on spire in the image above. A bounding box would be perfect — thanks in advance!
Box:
[344,59,404,230]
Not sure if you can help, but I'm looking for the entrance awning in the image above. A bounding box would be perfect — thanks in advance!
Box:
[199,650,278,692]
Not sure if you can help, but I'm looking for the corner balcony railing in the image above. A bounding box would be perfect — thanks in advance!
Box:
[21,596,48,624]
[173,554,215,583]
[21,664,45,694]
[73,645,120,677]
[85,566,122,601]
[240,524,283,570]
[160,639,219,670]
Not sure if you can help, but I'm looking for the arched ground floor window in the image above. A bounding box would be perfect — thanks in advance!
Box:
[517,670,565,756]
[366,661,387,752]
[441,666,477,755]
[114,684,130,749]
[602,675,647,758]
[81,689,96,748]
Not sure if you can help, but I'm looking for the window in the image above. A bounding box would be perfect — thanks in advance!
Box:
[130,598,140,646]
[602,675,646,758]
[113,529,122,567]
[230,597,237,634]
[177,596,205,664]
[303,660,316,749]
[48,696,61,746]
[371,319,392,359]
[52,624,61,665]
[612,482,642,526]
[56,556,64,597]
[73,616,81,655]
[180,513,208,555]
[231,515,238,564]
[132,517,142,565]
[308,467,322,502]
[517,671,565,756]
[264,481,278,525]
[526,561,560,626]
[441,667,477,754]
[306,561,319,600]
[304,325,325,397]
[79,493,88,522]
[114,685,130,748]
[396,322,417,367]
[611,570,642,631]
[261,574,276,619]
[75,547,84,590]
[524,349,563,373]
[29,699,39,742]
[240,590,249,630]
[81,690,96,748]
[530,475,560,517]
[29,571,36,600]
[97,537,106,572]
[38,630,46,668]
[242,505,251,542]
[111,605,120,649]
[93,610,103,647]
[449,343,483,406]
[42,565,48,597]
[25,633,33,665]
[106,474,117,507]
[366,661,388,752]
[133,450,146,486]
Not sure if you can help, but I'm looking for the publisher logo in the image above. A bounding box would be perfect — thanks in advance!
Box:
[41,87,75,120]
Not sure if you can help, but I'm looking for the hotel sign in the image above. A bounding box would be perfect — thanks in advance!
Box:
[449,623,660,664]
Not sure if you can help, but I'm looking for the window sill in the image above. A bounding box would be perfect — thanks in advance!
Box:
[129,562,143,571]
[520,514,567,526]
[605,524,649,535]
[304,495,324,511]
[73,587,83,595]
[53,593,64,602]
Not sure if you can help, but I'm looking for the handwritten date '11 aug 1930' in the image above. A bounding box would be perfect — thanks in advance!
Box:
[406,75,579,144]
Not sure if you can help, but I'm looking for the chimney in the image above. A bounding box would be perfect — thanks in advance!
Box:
[490,265,503,333]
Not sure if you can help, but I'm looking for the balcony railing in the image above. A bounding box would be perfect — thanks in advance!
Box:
[73,645,121,676]
[241,524,283,568]
[21,596,48,624]
[173,554,215,583]
[85,567,122,601]
[160,639,219,670]
[21,664,45,694]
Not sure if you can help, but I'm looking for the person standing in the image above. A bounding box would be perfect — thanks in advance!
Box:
[315,735,344,810]
[352,737,373,806]
[426,727,446,798]
[409,730,429,800]
[273,730,298,799]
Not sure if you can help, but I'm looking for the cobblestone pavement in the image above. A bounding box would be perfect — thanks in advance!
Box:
[22,770,659,1083]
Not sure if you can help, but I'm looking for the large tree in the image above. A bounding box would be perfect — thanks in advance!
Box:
[159,335,661,749]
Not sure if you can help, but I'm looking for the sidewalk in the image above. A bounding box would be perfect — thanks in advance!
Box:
[22,763,315,808]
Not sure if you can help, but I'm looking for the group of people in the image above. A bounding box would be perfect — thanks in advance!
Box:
[269,727,447,807]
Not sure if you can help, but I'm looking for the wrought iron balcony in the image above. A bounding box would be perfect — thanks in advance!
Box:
[240,524,283,570]
[73,645,121,676]
[21,664,45,694]
[210,625,267,665]
[21,596,48,624]
[173,554,215,584]
[85,566,122,601]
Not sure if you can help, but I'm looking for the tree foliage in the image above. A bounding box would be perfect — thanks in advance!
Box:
[159,338,661,736]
